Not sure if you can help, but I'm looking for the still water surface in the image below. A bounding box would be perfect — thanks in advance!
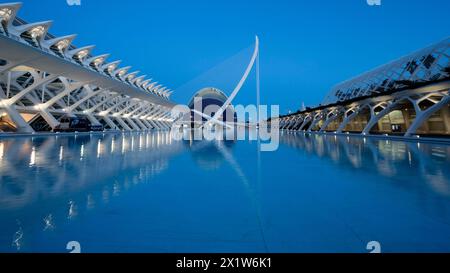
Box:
[1,131,450,253]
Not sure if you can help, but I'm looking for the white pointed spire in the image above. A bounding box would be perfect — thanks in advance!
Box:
[0,2,22,28]
[43,34,77,52]
[14,20,53,42]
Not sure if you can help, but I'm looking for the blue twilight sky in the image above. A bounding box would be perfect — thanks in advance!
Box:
[12,0,450,114]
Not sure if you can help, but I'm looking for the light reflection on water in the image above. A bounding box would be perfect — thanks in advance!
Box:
[280,133,450,197]
[0,131,450,253]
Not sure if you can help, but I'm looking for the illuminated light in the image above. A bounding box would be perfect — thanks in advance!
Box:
[55,39,70,51]
[139,135,144,150]
[77,49,89,59]
[122,137,127,154]
[93,57,104,66]
[102,187,110,203]
[59,146,64,162]
[113,182,120,196]
[80,144,84,159]
[43,214,54,231]
[97,139,103,158]
[68,200,77,220]
[29,26,46,39]
[87,194,95,210]
[0,8,12,22]
[34,104,43,110]
[111,137,115,153]
[0,142,4,160]
[107,64,117,72]
[29,147,36,167]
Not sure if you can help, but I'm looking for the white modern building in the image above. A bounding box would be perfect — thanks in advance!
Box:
[278,38,450,138]
[0,2,175,133]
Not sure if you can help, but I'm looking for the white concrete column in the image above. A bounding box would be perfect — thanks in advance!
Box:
[125,117,141,131]
[115,117,132,131]
[102,116,117,130]
[405,95,450,137]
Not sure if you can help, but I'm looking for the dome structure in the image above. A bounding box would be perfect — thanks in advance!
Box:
[187,87,237,126]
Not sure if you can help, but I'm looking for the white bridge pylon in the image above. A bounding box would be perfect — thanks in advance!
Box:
[201,35,260,129]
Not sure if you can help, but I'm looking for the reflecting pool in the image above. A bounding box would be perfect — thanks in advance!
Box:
[1,131,450,253]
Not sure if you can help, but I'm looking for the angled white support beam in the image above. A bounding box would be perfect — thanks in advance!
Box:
[65,88,106,113]
[141,106,159,119]
[102,116,117,130]
[40,82,87,110]
[290,117,305,130]
[405,95,450,137]
[99,96,131,116]
[125,117,141,131]
[113,100,140,116]
[133,107,152,119]
[5,73,60,105]
[133,118,148,130]
[85,94,120,114]
[125,102,149,118]
[1,104,34,133]
[141,119,153,129]
[307,113,324,131]
[147,107,164,120]
[298,115,313,131]
[85,113,102,126]
[26,95,60,129]
[320,111,343,132]
[147,120,159,130]
[114,117,132,131]
[361,101,396,135]
[336,107,361,133]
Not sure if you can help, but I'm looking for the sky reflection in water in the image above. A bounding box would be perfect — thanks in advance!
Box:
[0,131,450,253]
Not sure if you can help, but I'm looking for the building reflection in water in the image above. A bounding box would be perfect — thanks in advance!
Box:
[2,130,450,252]
[0,131,183,251]
[280,132,450,197]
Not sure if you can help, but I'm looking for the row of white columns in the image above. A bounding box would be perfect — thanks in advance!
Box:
[0,61,174,133]
[279,89,450,137]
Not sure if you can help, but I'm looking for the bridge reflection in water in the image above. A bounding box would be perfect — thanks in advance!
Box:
[1,132,450,252]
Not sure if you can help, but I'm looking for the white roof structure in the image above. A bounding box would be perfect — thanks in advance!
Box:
[323,37,450,105]
[0,2,174,106]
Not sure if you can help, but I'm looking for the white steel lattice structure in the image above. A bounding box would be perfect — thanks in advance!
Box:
[323,38,450,104]
[0,2,176,133]
[277,38,450,138]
